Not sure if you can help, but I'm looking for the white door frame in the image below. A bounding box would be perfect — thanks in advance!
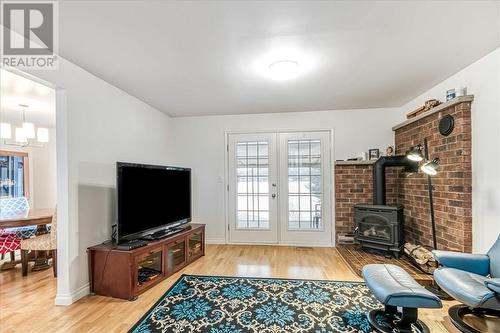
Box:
[4,68,71,304]
[224,128,335,247]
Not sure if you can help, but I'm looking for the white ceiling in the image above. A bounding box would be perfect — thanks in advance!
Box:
[0,69,56,128]
[56,0,499,117]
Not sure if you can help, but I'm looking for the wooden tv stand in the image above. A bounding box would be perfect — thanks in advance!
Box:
[87,223,205,300]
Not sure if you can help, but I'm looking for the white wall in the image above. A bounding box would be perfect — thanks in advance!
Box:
[398,48,500,253]
[0,128,57,209]
[170,108,401,243]
[31,128,57,209]
[28,59,174,304]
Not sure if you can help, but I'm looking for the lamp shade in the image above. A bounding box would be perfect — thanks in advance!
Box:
[37,127,49,143]
[421,158,439,176]
[15,127,27,143]
[406,145,424,162]
[0,122,12,139]
[22,122,36,139]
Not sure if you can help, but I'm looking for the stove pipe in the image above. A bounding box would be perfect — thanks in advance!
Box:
[373,155,418,205]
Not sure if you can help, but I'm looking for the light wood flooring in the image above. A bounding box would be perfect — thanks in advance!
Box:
[0,245,497,333]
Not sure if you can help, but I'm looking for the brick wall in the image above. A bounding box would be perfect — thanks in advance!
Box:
[395,101,472,252]
[335,164,398,238]
[335,100,472,252]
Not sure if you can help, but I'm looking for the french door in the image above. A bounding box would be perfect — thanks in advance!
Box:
[228,133,279,243]
[227,131,332,246]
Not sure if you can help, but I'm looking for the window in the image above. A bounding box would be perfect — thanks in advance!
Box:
[236,141,270,229]
[0,151,29,199]
[287,140,322,230]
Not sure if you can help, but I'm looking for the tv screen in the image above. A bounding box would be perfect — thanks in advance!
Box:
[117,162,191,241]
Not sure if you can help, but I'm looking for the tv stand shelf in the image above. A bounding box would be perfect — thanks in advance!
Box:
[87,223,205,300]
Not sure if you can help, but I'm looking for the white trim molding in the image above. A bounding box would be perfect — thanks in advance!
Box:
[205,237,226,244]
[54,283,90,306]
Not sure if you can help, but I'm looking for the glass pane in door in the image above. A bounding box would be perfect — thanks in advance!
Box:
[236,142,270,229]
[0,155,26,198]
[287,140,322,230]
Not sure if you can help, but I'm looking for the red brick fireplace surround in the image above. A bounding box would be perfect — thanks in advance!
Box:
[335,96,473,252]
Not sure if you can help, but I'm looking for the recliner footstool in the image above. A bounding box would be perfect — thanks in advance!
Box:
[362,264,442,333]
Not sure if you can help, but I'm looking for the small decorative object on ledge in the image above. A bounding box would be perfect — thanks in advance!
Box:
[404,242,438,274]
[368,148,380,160]
[424,99,441,109]
[406,105,425,119]
[385,145,394,156]
[446,88,456,101]
[406,99,442,119]
[456,86,467,97]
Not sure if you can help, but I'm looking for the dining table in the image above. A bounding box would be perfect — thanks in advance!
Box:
[0,208,54,271]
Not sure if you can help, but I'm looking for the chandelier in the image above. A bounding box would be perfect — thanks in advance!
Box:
[0,104,49,147]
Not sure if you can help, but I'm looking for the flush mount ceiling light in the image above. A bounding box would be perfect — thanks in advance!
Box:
[253,47,316,81]
[268,60,300,81]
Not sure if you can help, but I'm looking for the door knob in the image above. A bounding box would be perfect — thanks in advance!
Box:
[272,194,277,198]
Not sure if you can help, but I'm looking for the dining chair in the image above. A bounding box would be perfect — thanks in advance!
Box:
[0,197,37,265]
[0,238,21,262]
[20,208,57,277]
[0,197,38,239]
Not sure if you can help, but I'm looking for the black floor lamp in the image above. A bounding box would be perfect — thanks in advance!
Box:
[406,138,439,249]
[406,140,451,300]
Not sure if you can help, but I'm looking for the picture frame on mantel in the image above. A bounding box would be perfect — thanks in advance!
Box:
[369,149,380,160]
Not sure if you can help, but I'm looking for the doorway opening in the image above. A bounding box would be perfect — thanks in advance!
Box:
[0,69,59,283]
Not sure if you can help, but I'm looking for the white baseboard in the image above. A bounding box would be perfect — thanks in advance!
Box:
[278,242,333,248]
[54,283,90,306]
[205,237,226,244]
[226,241,333,247]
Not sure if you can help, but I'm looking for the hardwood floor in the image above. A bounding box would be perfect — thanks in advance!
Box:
[0,245,495,333]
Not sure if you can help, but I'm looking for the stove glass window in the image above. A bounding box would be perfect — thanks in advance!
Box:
[359,219,391,241]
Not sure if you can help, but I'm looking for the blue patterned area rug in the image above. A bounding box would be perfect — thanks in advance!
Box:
[129,274,382,333]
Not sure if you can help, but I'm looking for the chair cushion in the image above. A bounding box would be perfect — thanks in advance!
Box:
[20,234,55,251]
[434,267,500,310]
[362,264,442,308]
[0,226,38,239]
[0,197,30,216]
[0,237,20,254]
[484,278,500,294]
[487,235,500,278]
[432,250,490,276]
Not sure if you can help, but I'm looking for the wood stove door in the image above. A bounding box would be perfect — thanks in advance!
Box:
[357,215,393,244]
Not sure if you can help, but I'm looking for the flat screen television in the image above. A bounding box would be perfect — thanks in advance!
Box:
[117,162,191,242]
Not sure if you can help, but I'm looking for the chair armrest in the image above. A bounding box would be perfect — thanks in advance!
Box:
[485,278,500,293]
[432,250,490,276]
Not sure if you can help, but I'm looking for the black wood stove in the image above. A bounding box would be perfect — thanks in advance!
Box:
[354,204,404,258]
[354,156,417,258]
